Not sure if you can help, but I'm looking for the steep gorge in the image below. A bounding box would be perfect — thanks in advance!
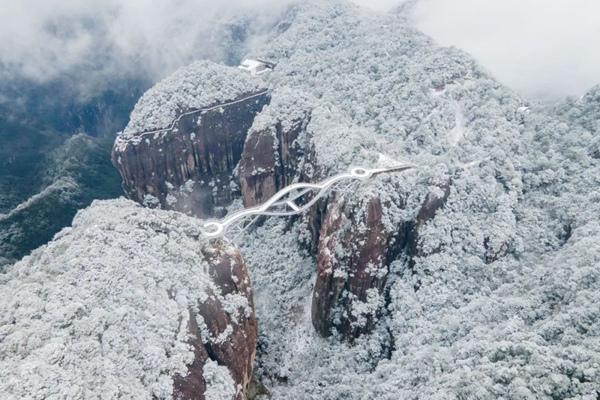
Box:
[113,68,454,342]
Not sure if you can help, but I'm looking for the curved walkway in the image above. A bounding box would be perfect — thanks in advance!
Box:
[200,164,416,239]
[122,89,271,140]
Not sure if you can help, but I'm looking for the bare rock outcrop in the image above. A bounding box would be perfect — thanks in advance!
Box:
[238,91,313,207]
[110,60,451,343]
[112,61,270,218]
[312,195,388,338]
[174,243,257,400]
[311,192,407,339]
[0,199,257,400]
[309,179,453,339]
[407,179,451,262]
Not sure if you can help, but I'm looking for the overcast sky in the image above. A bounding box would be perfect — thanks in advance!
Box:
[0,0,290,85]
[0,0,598,101]
[356,0,600,99]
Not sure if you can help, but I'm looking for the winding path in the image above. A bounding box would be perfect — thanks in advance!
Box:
[200,164,416,239]
[120,89,271,140]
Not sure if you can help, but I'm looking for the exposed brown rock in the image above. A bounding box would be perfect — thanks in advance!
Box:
[113,73,451,346]
[310,179,452,340]
[173,242,257,400]
[113,91,270,218]
[407,180,451,262]
[484,236,510,264]
[406,180,451,291]
[311,194,406,339]
[238,127,278,208]
[238,114,310,207]
[416,182,451,226]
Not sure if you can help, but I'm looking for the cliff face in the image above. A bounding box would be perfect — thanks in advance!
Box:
[238,96,311,207]
[312,195,402,338]
[174,243,257,400]
[113,67,451,341]
[112,61,269,218]
[100,2,600,398]
[113,91,269,217]
[4,0,600,398]
[234,98,423,340]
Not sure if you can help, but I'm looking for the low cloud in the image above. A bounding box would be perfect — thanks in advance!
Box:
[1,0,598,101]
[0,0,291,87]
[351,0,600,99]
[409,0,600,100]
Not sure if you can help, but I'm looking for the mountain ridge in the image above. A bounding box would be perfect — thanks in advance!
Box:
[1,1,600,399]
[108,1,600,398]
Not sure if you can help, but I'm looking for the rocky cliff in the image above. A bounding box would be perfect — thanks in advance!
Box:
[113,61,270,218]
[110,58,461,344]
[236,2,600,398]
[238,90,313,208]
[174,242,257,400]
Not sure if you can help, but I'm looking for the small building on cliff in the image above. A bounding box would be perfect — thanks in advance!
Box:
[238,59,275,76]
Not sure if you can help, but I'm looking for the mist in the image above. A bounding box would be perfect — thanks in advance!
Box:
[0,0,292,89]
[1,0,599,101]
[352,0,600,99]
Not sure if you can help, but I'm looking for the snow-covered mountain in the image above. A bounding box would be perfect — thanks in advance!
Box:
[0,199,257,399]
[2,1,600,399]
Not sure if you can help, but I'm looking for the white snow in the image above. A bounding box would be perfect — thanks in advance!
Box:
[0,199,243,399]
[227,1,600,398]
[447,103,466,146]
[202,361,237,400]
[121,60,267,138]
[6,1,598,399]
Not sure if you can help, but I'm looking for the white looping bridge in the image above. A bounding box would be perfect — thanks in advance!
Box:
[200,164,416,239]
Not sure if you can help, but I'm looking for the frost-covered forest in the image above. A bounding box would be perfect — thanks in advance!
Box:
[237,2,600,398]
[0,199,254,399]
[1,1,600,399]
